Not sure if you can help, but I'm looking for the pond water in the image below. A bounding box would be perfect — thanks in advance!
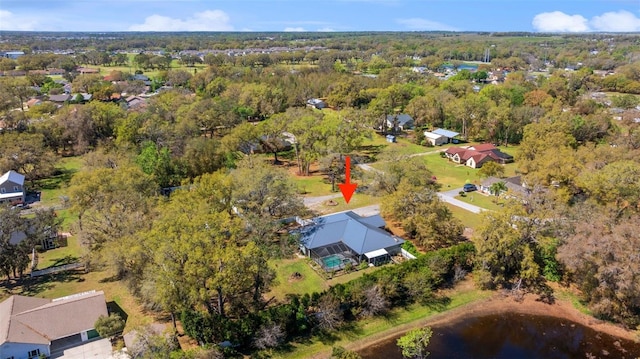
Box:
[358,313,640,359]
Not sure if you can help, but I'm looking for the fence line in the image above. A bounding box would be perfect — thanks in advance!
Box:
[31,262,83,277]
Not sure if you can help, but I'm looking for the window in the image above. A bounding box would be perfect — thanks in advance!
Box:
[0,188,5,193]
[13,186,19,191]
[28,349,40,358]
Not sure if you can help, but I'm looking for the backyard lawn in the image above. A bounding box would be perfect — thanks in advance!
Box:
[268,258,329,302]
[34,156,83,208]
[268,257,382,302]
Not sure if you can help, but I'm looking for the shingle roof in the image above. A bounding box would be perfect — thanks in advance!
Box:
[469,143,496,152]
[0,291,108,345]
[299,211,403,255]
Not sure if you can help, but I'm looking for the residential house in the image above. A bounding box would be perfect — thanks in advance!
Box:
[48,94,71,103]
[0,170,25,204]
[77,68,99,75]
[8,226,59,251]
[479,176,528,197]
[72,93,93,102]
[0,290,109,359]
[124,95,146,110]
[132,74,152,86]
[385,114,414,132]
[306,98,328,110]
[423,131,447,146]
[47,68,65,76]
[444,144,513,168]
[26,98,43,108]
[297,211,405,269]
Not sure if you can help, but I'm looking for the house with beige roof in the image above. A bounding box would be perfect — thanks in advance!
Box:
[0,290,108,359]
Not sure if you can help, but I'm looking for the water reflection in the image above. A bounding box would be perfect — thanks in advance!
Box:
[358,313,640,359]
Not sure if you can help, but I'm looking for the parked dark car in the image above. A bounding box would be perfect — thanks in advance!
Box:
[463,183,477,192]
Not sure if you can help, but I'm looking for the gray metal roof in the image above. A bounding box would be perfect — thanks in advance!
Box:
[299,211,403,255]
[386,114,414,126]
[432,128,460,138]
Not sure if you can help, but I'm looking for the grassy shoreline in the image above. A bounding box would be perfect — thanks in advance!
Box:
[272,283,492,359]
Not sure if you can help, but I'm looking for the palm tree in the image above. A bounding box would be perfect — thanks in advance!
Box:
[489,181,507,197]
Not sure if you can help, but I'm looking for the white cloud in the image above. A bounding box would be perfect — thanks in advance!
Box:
[396,18,458,31]
[0,10,39,31]
[532,10,640,33]
[128,10,233,31]
[284,27,306,32]
[591,10,640,32]
[532,11,589,32]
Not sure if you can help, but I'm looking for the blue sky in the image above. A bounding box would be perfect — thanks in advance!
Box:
[1,0,639,32]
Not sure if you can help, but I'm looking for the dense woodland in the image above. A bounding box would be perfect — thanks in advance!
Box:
[1,32,640,358]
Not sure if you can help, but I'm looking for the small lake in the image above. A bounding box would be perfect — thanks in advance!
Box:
[358,313,640,359]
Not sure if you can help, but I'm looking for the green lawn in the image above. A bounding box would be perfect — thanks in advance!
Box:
[36,229,82,270]
[272,285,493,359]
[268,257,383,302]
[83,58,207,80]
[294,174,334,196]
[420,153,482,189]
[455,192,505,211]
[268,258,329,302]
[358,134,430,159]
[35,156,83,208]
[310,193,380,216]
[445,203,484,230]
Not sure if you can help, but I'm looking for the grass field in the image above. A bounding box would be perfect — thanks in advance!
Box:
[310,193,380,216]
[35,156,83,208]
[455,192,505,211]
[268,258,329,302]
[268,257,382,302]
[82,56,207,80]
[446,203,484,230]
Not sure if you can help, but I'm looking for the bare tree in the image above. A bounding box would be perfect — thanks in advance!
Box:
[361,285,389,318]
[253,323,285,349]
[315,294,344,331]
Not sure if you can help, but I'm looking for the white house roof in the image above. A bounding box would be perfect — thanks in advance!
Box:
[0,170,24,186]
[364,248,388,259]
[432,128,460,138]
[0,192,24,200]
[424,131,446,140]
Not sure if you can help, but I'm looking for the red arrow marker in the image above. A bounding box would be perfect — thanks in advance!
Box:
[338,156,358,204]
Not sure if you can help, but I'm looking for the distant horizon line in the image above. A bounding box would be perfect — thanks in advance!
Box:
[1,30,638,35]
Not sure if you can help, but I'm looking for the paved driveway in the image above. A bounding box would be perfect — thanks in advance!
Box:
[437,188,484,214]
[51,338,124,359]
